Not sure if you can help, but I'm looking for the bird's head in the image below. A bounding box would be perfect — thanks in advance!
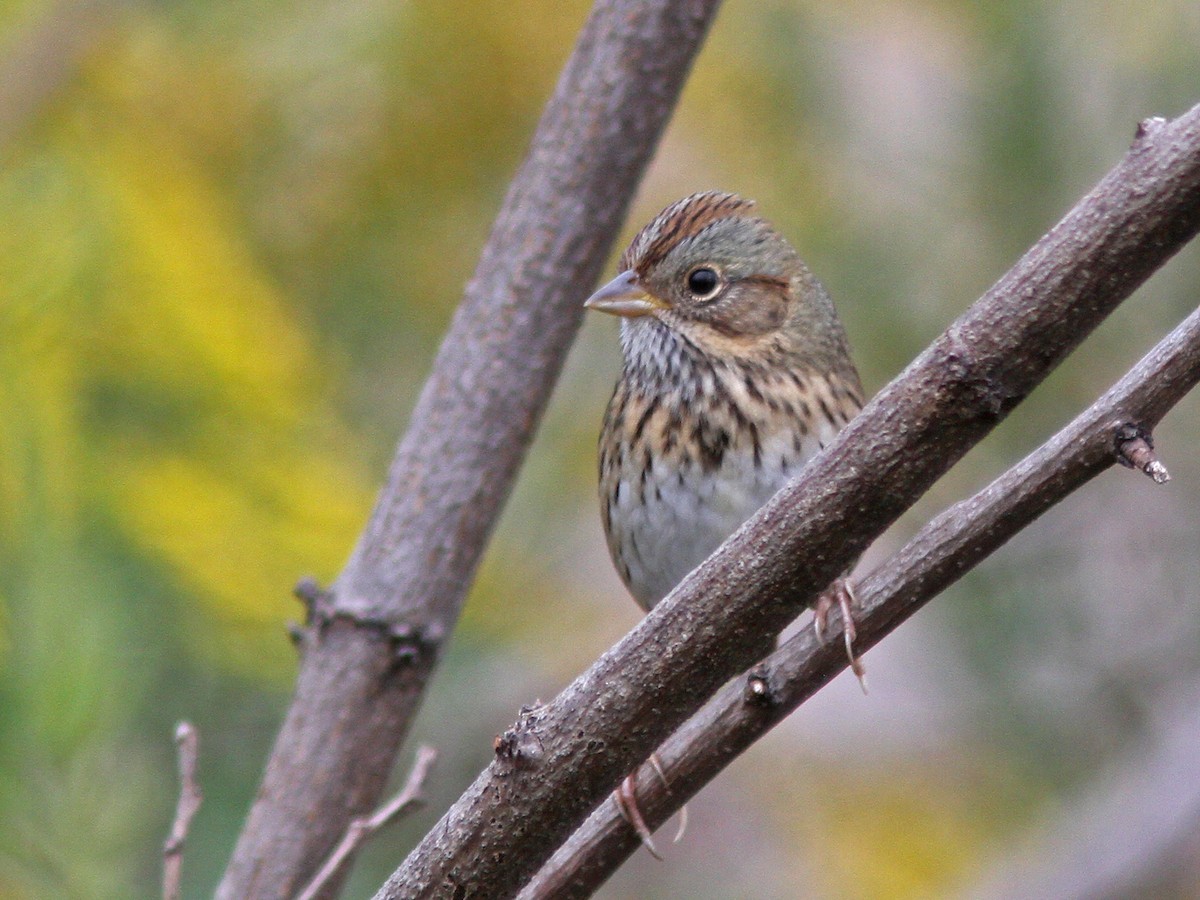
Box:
[586,191,848,372]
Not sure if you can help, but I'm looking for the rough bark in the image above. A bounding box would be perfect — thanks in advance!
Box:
[376,106,1200,899]
[216,2,724,897]
[523,303,1200,897]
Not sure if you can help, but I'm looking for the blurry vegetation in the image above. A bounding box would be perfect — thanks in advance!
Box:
[2,1,1199,897]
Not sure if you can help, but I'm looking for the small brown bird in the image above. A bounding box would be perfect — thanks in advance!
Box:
[588,190,864,655]
[587,192,865,853]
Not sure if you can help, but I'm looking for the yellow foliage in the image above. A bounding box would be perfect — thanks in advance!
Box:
[0,41,375,679]
[114,450,367,675]
[758,756,1006,899]
[82,121,315,428]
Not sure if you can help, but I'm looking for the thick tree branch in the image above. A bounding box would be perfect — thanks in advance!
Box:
[216,2,723,897]
[524,303,1200,898]
[377,106,1200,899]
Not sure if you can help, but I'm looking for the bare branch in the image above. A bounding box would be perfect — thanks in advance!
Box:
[297,746,438,900]
[376,105,1200,899]
[524,304,1200,898]
[217,2,723,897]
[163,722,202,900]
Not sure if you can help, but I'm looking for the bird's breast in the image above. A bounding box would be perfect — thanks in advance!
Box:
[600,381,837,610]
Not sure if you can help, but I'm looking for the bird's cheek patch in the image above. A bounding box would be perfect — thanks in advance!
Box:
[706,285,789,337]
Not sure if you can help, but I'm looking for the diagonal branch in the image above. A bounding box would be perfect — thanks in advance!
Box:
[216,2,724,897]
[523,303,1200,898]
[376,105,1200,899]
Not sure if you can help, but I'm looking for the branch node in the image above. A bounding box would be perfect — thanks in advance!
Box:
[385,621,442,672]
[1134,116,1167,144]
[293,576,335,630]
[743,665,775,707]
[494,702,546,769]
[940,334,1012,421]
[291,580,445,669]
[1115,423,1171,483]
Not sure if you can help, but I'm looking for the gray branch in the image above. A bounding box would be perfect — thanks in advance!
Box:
[523,302,1200,898]
[215,2,723,897]
[375,106,1200,899]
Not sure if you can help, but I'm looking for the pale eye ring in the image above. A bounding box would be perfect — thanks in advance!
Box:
[685,265,721,300]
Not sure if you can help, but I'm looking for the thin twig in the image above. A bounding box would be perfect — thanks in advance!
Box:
[522,303,1200,898]
[297,746,437,900]
[163,722,202,900]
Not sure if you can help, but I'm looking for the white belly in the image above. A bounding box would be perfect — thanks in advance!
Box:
[613,427,824,609]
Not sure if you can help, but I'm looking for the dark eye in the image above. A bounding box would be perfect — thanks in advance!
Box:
[685,266,720,299]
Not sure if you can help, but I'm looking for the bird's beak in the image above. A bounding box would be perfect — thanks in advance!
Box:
[584,270,664,318]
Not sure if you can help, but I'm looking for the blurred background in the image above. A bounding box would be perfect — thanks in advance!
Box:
[2,1,1200,897]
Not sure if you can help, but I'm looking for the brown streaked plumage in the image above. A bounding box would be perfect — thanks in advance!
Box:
[588,191,862,613]
[586,191,867,853]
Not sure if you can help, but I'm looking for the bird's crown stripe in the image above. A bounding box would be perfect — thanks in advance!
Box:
[621,191,757,273]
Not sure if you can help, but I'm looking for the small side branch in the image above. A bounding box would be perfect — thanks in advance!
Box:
[296,746,438,900]
[1115,423,1171,483]
[163,722,202,900]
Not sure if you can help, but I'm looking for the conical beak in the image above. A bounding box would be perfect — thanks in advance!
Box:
[584,270,664,318]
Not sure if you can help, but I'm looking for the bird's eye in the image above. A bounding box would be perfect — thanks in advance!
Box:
[685,266,721,300]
